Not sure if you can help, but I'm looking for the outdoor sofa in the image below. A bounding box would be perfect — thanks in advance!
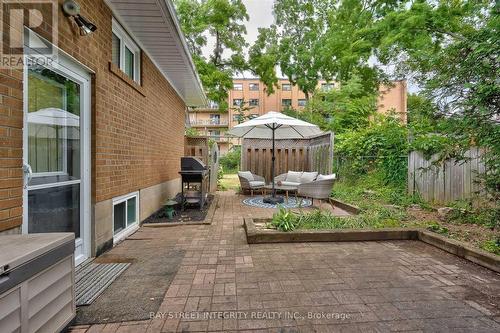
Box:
[274,171,336,204]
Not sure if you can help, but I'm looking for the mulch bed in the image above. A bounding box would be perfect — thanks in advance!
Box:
[143,193,215,224]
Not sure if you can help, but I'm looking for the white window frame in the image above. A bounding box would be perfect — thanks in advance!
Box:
[233,83,243,91]
[322,83,334,91]
[282,83,291,91]
[249,83,259,91]
[298,99,307,107]
[112,19,141,84]
[233,98,243,106]
[112,191,140,244]
[249,98,259,106]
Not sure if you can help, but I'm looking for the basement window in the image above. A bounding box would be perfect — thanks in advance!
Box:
[112,19,141,84]
[113,191,139,243]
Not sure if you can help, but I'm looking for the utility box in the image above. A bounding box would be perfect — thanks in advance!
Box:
[0,233,75,333]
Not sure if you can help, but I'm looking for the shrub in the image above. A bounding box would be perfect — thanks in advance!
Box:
[335,114,408,186]
[269,206,298,231]
[220,146,241,173]
[480,238,500,255]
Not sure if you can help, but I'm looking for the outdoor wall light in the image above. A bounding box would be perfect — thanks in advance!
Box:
[62,0,97,36]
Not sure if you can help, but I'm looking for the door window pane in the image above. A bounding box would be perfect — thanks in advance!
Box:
[27,66,81,186]
[124,46,134,79]
[114,201,126,235]
[28,184,80,238]
[127,197,136,226]
[112,33,120,66]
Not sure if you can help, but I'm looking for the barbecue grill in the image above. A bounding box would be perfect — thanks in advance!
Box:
[179,157,209,210]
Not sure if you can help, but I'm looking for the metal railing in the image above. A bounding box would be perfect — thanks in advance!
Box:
[191,119,229,126]
[208,135,230,142]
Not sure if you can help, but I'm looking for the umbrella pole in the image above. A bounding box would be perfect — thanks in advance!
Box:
[263,124,283,205]
[271,125,276,198]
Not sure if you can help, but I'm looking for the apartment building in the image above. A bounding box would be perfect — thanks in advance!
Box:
[189,78,407,154]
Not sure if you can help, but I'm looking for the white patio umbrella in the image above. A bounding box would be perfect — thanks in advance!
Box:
[27,108,80,140]
[28,108,80,127]
[227,111,322,204]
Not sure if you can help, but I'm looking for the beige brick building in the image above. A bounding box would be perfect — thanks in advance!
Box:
[189,78,407,154]
[0,0,204,262]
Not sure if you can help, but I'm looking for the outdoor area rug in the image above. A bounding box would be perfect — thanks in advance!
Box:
[243,196,312,209]
[76,260,131,306]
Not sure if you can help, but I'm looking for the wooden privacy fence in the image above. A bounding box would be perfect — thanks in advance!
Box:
[184,136,219,192]
[408,148,485,203]
[241,132,333,182]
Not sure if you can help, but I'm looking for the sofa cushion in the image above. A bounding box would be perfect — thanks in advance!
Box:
[317,174,336,181]
[238,171,254,181]
[300,171,318,183]
[286,171,302,183]
[249,180,265,187]
[280,181,301,187]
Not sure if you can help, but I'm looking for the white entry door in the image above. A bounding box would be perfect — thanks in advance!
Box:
[22,52,91,265]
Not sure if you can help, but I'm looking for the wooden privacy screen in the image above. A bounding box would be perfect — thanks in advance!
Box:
[408,147,485,203]
[241,132,334,182]
[184,136,209,163]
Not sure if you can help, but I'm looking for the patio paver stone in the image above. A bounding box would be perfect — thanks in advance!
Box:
[70,190,500,332]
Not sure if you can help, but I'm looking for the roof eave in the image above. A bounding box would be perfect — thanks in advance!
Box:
[104,0,206,106]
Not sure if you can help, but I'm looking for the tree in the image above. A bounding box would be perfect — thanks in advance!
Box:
[230,100,256,124]
[284,75,378,134]
[377,1,500,198]
[174,0,249,109]
[249,0,330,98]
[249,0,400,97]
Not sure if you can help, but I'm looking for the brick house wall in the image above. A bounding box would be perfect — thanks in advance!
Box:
[0,0,187,253]
[0,68,24,233]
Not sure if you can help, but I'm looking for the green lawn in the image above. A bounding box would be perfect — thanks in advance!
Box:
[218,173,240,191]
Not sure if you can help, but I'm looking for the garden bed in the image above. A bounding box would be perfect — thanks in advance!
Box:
[142,194,217,227]
[244,217,500,273]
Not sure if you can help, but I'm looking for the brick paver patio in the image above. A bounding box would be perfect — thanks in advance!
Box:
[71,191,500,332]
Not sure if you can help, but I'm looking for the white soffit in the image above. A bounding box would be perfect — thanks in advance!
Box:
[105,0,206,106]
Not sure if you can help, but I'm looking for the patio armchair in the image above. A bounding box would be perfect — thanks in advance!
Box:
[238,171,265,196]
[297,174,336,206]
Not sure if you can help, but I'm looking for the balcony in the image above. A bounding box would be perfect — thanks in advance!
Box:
[190,119,229,127]
[209,135,230,143]
[189,100,221,112]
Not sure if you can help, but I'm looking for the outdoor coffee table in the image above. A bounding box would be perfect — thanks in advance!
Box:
[264,184,298,203]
